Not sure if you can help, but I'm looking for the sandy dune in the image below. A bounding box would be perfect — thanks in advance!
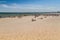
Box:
[0,16,60,40]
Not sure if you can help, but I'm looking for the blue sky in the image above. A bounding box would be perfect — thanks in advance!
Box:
[0,0,60,12]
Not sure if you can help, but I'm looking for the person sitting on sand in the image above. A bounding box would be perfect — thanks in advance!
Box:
[32,18,36,22]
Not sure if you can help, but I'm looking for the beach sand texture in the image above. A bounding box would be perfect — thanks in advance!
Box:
[0,16,60,40]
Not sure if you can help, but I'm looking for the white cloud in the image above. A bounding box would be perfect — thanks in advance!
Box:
[1,4,8,8]
[0,3,60,12]
[0,4,17,8]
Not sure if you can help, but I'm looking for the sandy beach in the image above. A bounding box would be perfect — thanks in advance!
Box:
[0,15,60,40]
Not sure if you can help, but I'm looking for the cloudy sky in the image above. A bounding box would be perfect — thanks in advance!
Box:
[0,0,60,12]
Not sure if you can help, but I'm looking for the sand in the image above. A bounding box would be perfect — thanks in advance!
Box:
[0,16,60,40]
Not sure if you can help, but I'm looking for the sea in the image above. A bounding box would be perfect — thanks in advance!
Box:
[0,12,60,18]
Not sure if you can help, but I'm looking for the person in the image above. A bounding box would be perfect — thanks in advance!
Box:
[32,18,36,22]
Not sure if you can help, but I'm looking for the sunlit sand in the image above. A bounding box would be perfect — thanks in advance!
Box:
[0,15,60,40]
